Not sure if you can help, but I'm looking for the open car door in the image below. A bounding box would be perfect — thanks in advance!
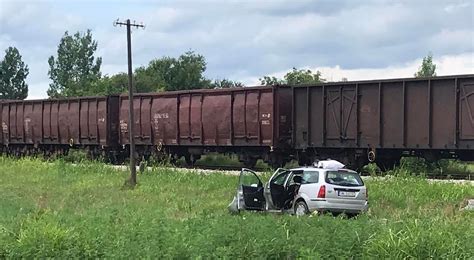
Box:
[268,168,291,209]
[238,168,266,210]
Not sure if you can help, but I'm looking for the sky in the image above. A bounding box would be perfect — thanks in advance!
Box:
[0,0,473,99]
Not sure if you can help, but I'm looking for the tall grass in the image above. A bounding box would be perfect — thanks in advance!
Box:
[0,156,473,258]
[363,158,474,178]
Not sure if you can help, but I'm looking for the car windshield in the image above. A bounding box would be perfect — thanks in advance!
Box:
[301,171,319,184]
[325,170,364,187]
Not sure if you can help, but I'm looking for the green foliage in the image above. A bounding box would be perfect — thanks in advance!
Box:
[415,53,437,78]
[383,158,473,179]
[62,149,90,163]
[210,79,244,89]
[0,157,473,258]
[0,47,29,100]
[260,67,325,86]
[284,67,325,85]
[141,51,211,91]
[134,66,166,93]
[91,73,128,95]
[64,50,245,95]
[259,75,285,86]
[47,30,102,98]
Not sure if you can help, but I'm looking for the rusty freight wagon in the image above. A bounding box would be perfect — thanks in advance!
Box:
[292,74,474,170]
[0,96,120,159]
[118,86,292,167]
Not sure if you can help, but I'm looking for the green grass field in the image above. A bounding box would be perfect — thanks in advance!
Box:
[0,157,473,258]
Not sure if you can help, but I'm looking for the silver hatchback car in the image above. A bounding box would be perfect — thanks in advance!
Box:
[229,163,368,216]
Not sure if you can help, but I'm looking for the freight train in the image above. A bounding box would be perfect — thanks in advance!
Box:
[1,74,473,170]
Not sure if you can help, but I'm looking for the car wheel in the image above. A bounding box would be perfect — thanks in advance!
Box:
[294,201,309,216]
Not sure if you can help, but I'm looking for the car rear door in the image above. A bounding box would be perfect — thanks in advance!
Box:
[268,170,292,209]
[239,168,266,210]
[324,170,367,206]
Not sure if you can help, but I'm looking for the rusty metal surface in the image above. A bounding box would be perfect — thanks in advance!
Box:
[293,74,474,151]
[0,96,119,147]
[119,86,292,148]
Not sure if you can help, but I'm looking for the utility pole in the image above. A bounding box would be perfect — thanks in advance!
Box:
[114,19,145,188]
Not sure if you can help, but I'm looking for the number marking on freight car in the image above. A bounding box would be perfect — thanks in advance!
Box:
[154,113,169,119]
[1,122,7,134]
[261,113,271,118]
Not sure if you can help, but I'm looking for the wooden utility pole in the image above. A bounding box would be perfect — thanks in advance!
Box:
[114,19,145,187]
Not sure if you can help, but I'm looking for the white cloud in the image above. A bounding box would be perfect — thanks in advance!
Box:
[246,52,474,85]
[1,0,473,98]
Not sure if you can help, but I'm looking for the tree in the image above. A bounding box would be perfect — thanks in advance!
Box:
[260,67,325,86]
[210,79,244,88]
[0,47,29,100]
[47,30,102,98]
[284,68,325,85]
[92,73,128,96]
[98,51,244,94]
[144,51,210,91]
[259,76,284,86]
[415,53,436,78]
[134,66,165,93]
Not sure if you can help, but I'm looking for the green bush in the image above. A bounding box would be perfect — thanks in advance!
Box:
[62,149,90,163]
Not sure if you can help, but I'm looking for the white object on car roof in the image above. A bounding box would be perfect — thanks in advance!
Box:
[315,159,345,169]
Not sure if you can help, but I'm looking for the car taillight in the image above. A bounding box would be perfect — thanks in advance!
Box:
[317,185,326,198]
[365,188,368,199]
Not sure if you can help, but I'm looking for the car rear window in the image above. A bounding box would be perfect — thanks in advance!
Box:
[325,170,364,187]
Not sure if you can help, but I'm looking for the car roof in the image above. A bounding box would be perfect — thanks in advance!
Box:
[289,166,357,173]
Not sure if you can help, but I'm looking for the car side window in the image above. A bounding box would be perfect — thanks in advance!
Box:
[301,171,319,184]
[240,170,261,187]
[272,171,290,185]
[286,170,304,185]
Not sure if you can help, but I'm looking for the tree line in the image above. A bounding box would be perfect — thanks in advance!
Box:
[1,29,437,100]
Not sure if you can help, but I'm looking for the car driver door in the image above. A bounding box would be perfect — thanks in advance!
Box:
[239,168,266,210]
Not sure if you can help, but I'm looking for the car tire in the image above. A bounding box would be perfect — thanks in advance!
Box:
[294,200,309,216]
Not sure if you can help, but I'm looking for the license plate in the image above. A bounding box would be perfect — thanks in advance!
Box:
[338,191,356,197]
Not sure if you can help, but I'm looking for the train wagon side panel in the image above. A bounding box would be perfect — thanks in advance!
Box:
[459,78,474,145]
[9,103,21,144]
[293,74,474,152]
[0,102,5,145]
[259,90,274,146]
[357,83,379,148]
[97,98,109,146]
[23,101,42,144]
[58,101,70,144]
[50,101,59,143]
[0,102,4,145]
[274,86,293,148]
[133,97,152,146]
[151,95,178,145]
[106,96,120,149]
[232,89,273,146]
[178,93,203,146]
[119,98,129,145]
[119,86,291,150]
[201,94,232,145]
[431,79,456,149]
